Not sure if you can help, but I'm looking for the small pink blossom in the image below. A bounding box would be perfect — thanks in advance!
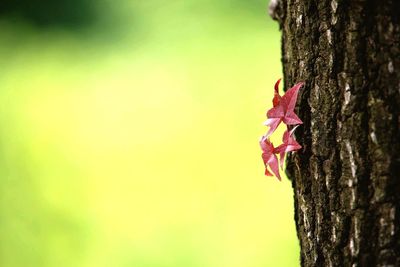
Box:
[275,126,302,169]
[264,81,304,137]
[259,136,281,180]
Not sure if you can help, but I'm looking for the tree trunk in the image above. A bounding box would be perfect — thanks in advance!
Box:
[270,0,400,266]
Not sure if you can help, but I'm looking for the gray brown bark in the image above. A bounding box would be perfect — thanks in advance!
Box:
[270,0,400,266]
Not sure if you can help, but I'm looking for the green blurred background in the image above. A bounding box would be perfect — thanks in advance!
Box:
[0,1,299,266]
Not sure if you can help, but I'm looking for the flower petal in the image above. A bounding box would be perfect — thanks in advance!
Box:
[279,150,285,169]
[263,118,282,137]
[273,79,282,107]
[266,105,285,118]
[281,82,304,112]
[267,153,281,181]
[283,110,303,125]
[265,167,273,176]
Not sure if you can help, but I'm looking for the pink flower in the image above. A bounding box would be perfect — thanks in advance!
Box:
[264,81,304,137]
[259,136,281,181]
[275,126,302,169]
[260,79,304,180]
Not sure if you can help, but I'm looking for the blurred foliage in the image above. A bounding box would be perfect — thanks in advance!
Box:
[0,0,96,27]
[0,0,268,29]
[0,1,299,267]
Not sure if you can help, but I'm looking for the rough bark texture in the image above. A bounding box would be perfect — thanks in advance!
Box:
[270,0,400,266]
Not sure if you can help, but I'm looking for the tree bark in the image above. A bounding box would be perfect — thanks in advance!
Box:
[270,0,400,266]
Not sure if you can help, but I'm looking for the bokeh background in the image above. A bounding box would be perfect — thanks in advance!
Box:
[0,0,299,266]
